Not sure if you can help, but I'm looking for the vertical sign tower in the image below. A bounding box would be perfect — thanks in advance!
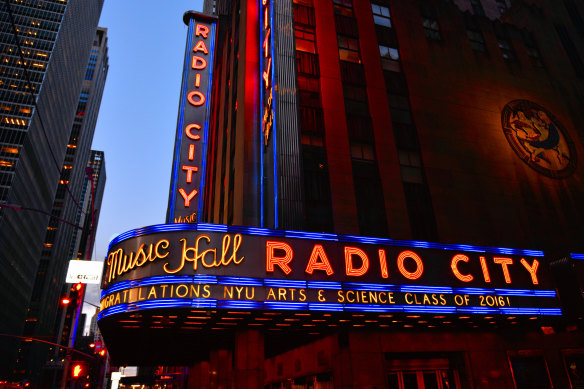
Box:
[167,11,217,224]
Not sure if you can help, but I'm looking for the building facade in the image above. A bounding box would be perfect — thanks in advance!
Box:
[97,1,584,388]
[0,0,105,380]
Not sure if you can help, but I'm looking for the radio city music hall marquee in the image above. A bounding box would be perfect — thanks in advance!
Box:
[99,223,561,321]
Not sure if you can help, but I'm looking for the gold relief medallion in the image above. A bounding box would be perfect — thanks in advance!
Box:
[501,100,576,178]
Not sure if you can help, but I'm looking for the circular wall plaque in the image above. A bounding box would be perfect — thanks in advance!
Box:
[501,100,576,178]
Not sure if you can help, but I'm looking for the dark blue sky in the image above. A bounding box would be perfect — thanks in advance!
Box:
[84,0,204,314]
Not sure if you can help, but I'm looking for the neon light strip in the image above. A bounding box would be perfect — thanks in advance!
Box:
[571,253,584,260]
[270,0,277,229]
[197,22,216,222]
[168,19,196,222]
[259,0,264,227]
[107,223,545,257]
[97,299,562,321]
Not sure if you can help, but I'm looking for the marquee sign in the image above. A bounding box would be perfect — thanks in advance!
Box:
[98,224,561,321]
[167,12,217,224]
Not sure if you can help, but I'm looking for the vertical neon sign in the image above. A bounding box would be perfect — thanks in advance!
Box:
[260,0,277,228]
[167,12,217,224]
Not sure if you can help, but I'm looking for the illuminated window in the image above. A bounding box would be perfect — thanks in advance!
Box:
[295,26,316,54]
[338,35,361,63]
[498,39,516,60]
[371,3,392,28]
[0,160,14,167]
[2,146,19,154]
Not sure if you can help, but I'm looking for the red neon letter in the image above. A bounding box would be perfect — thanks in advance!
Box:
[520,258,540,285]
[263,28,270,58]
[344,247,369,277]
[263,58,272,88]
[397,250,424,280]
[451,254,473,282]
[305,244,334,275]
[178,188,198,207]
[195,73,201,88]
[493,257,513,284]
[188,144,195,160]
[195,24,209,38]
[378,249,389,278]
[266,241,293,275]
[182,165,199,183]
[192,55,207,70]
[193,40,209,54]
[479,256,491,283]
[187,91,205,106]
[185,123,202,140]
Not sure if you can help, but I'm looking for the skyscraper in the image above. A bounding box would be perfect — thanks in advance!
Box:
[0,0,104,379]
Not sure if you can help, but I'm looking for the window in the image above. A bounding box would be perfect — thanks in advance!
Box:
[295,25,316,53]
[423,18,441,40]
[335,14,358,37]
[498,39,516,60]
[352,160,388,237]
[338,35,361,63]
[521,30,544,67]
[296,51,319,76]
[340,61,366,85]
[467,29,487,52]
[371,3,392,27]
[555,24,584,77]
[379,44,401,72]
[302,146,333,232]
[294,4,315,27]
[470,0,485,16]
[398,150,423,184]
[496,0,507,14]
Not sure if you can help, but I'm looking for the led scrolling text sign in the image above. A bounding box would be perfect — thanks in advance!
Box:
[99,225,560,319]
[168,14,216,224]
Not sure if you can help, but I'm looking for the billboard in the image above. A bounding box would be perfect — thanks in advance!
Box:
[66,260,103,284]
[98,223,561,320]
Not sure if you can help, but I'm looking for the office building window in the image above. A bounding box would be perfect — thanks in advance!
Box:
[335,14,359,37]
[371,3,392,28]
[496,0,508,14]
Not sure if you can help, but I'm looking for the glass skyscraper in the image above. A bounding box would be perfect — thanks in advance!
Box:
[0,0,105,380]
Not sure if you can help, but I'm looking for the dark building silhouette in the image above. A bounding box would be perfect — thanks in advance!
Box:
[0,0,105,381]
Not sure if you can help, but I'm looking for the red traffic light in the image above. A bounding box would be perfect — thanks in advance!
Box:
[89,343,95,348]
[61,297,71,305]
